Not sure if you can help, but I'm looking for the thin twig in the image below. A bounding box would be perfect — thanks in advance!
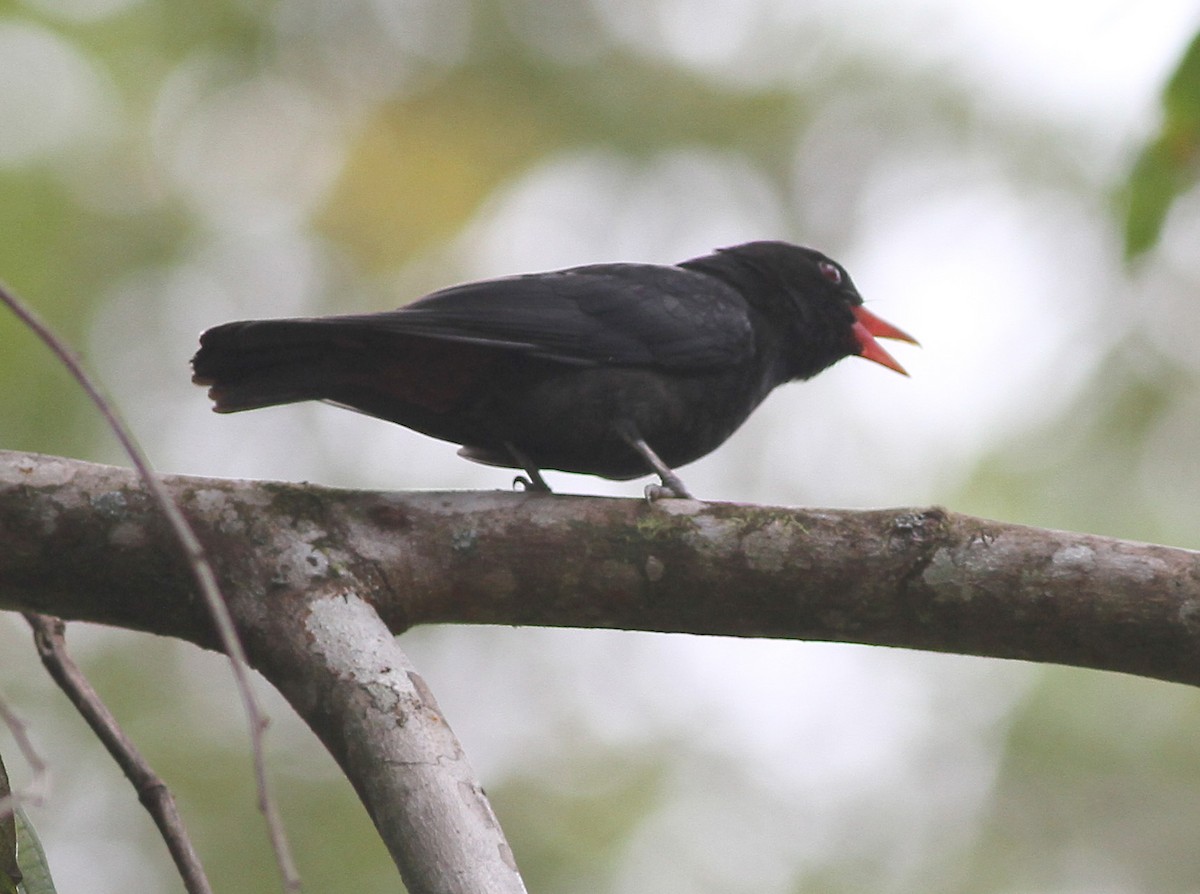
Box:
[0,285,301,890]
[0,690,49,821]
[23,614,213,894]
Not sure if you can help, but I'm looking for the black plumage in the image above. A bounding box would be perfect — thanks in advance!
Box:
[192,241,915,496]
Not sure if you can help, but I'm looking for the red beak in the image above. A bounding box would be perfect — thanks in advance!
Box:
[851,306,919,376]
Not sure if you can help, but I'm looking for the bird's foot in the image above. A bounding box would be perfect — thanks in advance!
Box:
[616,424,696,502]
[644,475,693,502]
[513,475,552,493]
[505,442,552,493]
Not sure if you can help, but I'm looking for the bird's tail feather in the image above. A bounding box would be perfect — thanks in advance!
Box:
[191,318,366,413]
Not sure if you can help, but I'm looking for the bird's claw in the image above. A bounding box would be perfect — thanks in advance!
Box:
[513,475,552,493]
[644,480,694,502]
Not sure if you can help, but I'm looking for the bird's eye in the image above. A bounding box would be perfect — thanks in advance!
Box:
[817,261,842,285]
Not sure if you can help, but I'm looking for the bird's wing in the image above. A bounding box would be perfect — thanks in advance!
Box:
[344,264,756,372]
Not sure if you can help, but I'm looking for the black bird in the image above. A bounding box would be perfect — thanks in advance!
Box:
[191,241,916,497]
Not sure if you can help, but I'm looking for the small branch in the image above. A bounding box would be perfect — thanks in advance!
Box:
[23,614,212,894]
[0,287,300,891]
[0,690,49,821]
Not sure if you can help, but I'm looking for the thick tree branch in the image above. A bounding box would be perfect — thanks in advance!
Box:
[4,448,1200,883]
[3,449,1198,684]
[260,592,524,893]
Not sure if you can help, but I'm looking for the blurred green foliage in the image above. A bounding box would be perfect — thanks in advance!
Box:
[1124,31,1200,258]
[0,752,17,894]
[967,671,1200,893]
[490,743,670,894]
[0,754,54,894]
[12,809,55,894]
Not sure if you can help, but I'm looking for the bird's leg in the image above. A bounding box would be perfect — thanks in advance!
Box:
[615,424,693,499]
[505,442,552,493]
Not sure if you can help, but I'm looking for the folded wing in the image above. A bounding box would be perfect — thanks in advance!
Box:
[355,263,755,371]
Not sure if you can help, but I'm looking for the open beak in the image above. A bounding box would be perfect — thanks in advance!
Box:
[851,306,919,376]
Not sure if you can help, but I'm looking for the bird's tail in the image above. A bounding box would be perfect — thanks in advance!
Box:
[191,318,366,413]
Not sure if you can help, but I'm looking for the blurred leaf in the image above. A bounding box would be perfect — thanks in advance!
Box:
[1123,30,1200,258]
[1163,28,1200,125]
[0,753,18,894]
[13,809,55,894]
[0,749,55,894]
[1124,137,1189,258]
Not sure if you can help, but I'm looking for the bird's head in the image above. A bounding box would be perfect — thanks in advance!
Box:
[707,241,918,379]
[802,251,917,377]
